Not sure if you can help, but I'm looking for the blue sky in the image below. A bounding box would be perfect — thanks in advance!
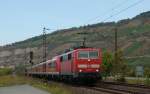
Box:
[0,0,149,46]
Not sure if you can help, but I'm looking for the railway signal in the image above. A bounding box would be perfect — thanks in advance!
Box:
[29,51,34,65]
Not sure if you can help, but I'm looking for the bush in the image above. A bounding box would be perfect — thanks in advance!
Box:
[126,68,136,77]
[116,75,126,82]
[14,64,26,75]
[0,68,13,76]
[102,51,113,79]
[145,77,150,86]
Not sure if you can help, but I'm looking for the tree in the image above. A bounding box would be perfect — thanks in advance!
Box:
[15,63,26,75]
[144,67,150,78]
[102,51,113,79]
[112,49,127,82]
[144,67,150,85]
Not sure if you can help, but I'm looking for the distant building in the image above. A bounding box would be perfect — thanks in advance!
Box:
[0,65,15,69]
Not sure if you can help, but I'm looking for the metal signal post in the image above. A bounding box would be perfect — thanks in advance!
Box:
[29,51,34,65]
[43,27,49,62]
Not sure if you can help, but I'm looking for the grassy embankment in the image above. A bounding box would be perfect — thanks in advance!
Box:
[105,77,150,86]
[0,68,71,94]
[0,75,71,94]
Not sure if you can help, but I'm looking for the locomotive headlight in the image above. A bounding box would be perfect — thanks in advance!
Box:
[79,69,82,72]
[96,69,99,72]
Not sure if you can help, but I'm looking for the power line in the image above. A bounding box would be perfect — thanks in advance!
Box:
[101,0,144,22]
[85,0,130,24]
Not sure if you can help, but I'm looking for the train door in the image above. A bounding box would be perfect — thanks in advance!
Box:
[68,53,73,74]
[60,55,67,74]
[60,53,73,75]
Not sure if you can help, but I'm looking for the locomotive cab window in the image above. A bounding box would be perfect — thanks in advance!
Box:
[78,51,99,59]
[78,51,88,59]
[89,51,98,58]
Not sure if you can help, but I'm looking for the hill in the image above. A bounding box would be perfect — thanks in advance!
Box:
[0,11,150,67]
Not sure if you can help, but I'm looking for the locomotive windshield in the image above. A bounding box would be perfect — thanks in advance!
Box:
[78,51,98,59]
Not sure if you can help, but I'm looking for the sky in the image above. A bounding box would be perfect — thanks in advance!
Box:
[0,0,149,46]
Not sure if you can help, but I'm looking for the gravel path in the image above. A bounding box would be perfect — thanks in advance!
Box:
[0,84,50,94]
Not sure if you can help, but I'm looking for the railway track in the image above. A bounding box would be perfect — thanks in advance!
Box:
[32,77,150,94]
[70,81,150,94]
[87,87,132,94]
[101,81,150,89]
[94,81,150,94]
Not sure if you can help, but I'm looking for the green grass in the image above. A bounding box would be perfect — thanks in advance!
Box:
[0,75,26,87]
[31,81,71,94]
[0,75,71,94]
[0,68,13,76]
[126,78,145,84]
[105,76,150,86]
[126,78,150,86]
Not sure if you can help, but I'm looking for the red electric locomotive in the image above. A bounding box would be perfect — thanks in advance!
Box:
[26,47,102,82]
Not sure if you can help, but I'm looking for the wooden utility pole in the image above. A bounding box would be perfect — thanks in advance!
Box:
[115,27,118,64]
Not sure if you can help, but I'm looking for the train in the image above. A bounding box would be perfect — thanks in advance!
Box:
[26,47,102,82]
